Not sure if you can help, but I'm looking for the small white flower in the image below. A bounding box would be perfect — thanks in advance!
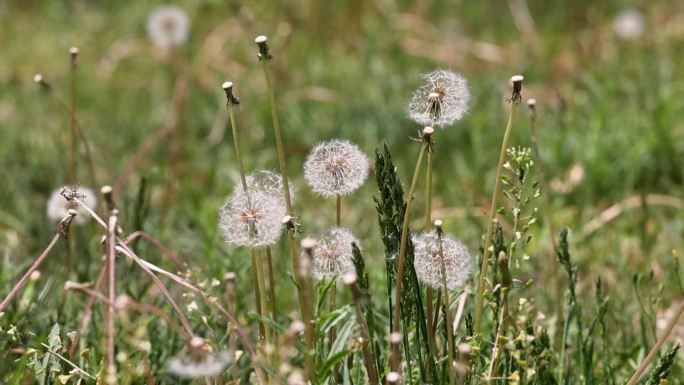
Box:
[218,190,285,248]
[46,186,96,225]
[311,228,359,281]
[406,70,470,127]
[147,5,190,49]
[303,140,369,198]
[167,350,232,379]
[613,9,645,40]
[412,231,473,290]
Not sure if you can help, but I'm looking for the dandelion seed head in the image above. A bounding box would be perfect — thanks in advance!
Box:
[243,170,292,200]
[303,140,369,198]
[613,9,645,40]
[147,5,190,49]
[407,70,470,127]
[167,350,232,379]
[412,231,473,290]
[311,228,359,281]
[47,186,96,225]
[218,190,285,248]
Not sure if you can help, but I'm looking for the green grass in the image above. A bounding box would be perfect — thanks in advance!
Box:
[1,1,683,384]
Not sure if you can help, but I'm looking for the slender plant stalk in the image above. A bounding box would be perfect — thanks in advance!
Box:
[68,260,107,358]
[425,140,436,359]
[390,133,429,371]
[626,299,684,385]
[346,276,380,385]
[528,100,564,346]
[251,249,267,340]
[436,224,456,385]
[224,273,240,382]
[105,214,118,380]
[331,193,341,381]
[265,246,279,352]
[256,36,314,381]
[0,212,74,313]
[474,89,521,334]
[299,239,316,381]
[487,252,512,382]
[68,48,78,184]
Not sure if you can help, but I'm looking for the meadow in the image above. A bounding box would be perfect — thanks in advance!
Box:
[1,1,683,384]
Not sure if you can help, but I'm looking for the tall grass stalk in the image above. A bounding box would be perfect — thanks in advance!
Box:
[473,75,523,334]
[626,299,684,385]
[435,220,456,384]
[104,212,118,382]
[390,126,431,371]
[527,98,564,341]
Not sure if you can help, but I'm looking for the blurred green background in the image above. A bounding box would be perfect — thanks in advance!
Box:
[1,0,683,377]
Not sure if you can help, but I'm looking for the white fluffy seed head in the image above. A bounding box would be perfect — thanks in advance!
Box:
[167,350,232,379]
[412,231,473,290]
[147,6,190,49]
[218,190,285,248]
[47,186,97,225]
[241,170,292,200]
[407,69,470,127]
[303,139,369,198]
[613,9,645,40]
[311,228,359,281]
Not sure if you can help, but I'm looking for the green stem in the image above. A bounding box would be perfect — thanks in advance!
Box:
[390,139,428,371]
[437,230,456,385]
[473,102,519,334]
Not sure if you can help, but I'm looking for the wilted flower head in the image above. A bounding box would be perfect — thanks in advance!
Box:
[311,228,359,281]
[218,189,286,248]
[147,5,190,49]
[407,70,470,127]
[613,9,645,40]
[47,186,96,225]
[167,350,232,379]
[412,231,473,290]
[303,140,369,198]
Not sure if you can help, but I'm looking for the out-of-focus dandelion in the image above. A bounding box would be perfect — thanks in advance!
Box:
[303,139,369,198]
[613,9,645,40]
[311,228,359,281]
[413,231,472,290]
[47,186,96,225]
[218,190,285,248]
[167,350,232,379]
[147,5,190,49]
[241,170,292,200]
[407,70,470,127]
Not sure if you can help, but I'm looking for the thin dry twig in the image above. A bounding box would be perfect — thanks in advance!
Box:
[0,211,75,313]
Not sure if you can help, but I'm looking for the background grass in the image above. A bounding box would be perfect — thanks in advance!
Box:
[1,0,683,382]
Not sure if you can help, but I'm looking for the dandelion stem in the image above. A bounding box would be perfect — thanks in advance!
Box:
[474,79,521,334]
[299,237,316,382]
[336,195,341,227]
[391,133,429,371]
[68,260,107,358]
[257,36,313,380]
[425,137,436,359]
[105,213,118,380]
[345,275,380,385]
[251,249,266,340]
[626,299,684,385]
[265,246,280,358]
[436,224,456,385]
[0,212,73,313]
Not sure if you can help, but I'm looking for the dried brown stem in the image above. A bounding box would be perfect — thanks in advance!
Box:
[0,211,74,313]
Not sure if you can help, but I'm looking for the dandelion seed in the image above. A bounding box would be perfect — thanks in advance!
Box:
[413,231,473,290]
[240,170,292,200]
[167,350,232,379]
[47,186,96,225]
[407,69,470,127]
[613,9,645,40]
[311,228,359,281]
[303,140,369,198]
[147,5,190,49]
[218,190,285,248]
